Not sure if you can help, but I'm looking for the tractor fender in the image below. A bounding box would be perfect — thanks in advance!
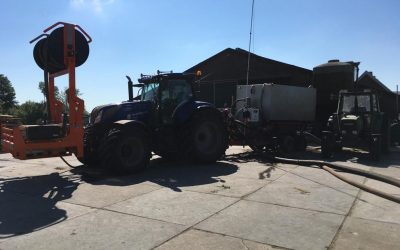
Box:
[173,101,217,124]
[188,105,225,124]
[111,120,148,132]
[196,105,222,116]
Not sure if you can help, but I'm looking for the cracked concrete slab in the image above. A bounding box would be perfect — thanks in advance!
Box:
[0,209,186,250]
[332,217,400,250]
[228,163,287,181]
[351,191,400,224]
[181,175,269,198]
[1,147,400,249]
[0,195,94,241]
[156,229,277,250]
[196,200,344,250]
[63,182,161,208]
[106,188,238,225]
[246,173,357,214]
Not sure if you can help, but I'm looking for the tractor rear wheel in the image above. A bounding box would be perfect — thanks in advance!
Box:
[183,110,228,163]
[99,127,150,173]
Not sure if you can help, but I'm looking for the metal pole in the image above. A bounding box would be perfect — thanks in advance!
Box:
[246,0,255,86]
[397,84,399,120]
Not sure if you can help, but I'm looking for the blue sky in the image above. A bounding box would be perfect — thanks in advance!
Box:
[2,0,400,111]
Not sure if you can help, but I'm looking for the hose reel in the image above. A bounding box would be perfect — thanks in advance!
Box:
[33,27,90,73]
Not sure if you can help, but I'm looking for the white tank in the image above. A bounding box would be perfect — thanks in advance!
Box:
[236,84,316,122]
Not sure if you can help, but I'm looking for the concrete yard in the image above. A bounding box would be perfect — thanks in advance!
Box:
[0,146,399,250]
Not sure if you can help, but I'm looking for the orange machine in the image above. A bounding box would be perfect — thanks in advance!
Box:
[1,22,92,160]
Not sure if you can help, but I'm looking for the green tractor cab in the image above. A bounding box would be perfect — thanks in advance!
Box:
[322,89,388,160]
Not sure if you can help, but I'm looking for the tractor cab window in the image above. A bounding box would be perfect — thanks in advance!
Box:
[160,79,192,123]
[141,83,159,102]
[168,79,192,103]
[356,95,371,113]
[341,95,356,113]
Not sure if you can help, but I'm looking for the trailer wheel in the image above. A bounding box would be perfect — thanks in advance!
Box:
[294,135,307,152]
[99,127,150,173]
[183,110,228,163]
[281,135,295,153]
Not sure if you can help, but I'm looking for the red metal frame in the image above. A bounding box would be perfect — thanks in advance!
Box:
[1,22,91,160]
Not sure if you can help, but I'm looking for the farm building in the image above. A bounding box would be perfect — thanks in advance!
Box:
[185,48,399,123]
[185,48,312,108]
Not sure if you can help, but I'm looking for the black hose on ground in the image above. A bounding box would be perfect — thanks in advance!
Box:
[272,156,400,204]
[60,156,78,168]
[321,165,400,204]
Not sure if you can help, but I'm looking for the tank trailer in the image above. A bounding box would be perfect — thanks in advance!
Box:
[225,83,316,153]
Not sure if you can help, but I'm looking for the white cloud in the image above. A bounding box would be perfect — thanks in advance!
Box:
[70,0,115,14]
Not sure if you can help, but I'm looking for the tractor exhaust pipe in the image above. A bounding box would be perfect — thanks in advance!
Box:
[126,75,133,101]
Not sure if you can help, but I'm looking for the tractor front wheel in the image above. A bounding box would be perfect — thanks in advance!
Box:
[99,127,151,173]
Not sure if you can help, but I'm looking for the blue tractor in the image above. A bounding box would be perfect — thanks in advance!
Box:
[80,71,228,173]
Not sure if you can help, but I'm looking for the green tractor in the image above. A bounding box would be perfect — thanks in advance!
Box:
[321,89,389,160]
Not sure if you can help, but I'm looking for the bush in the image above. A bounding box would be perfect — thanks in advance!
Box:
[12,101,47,124]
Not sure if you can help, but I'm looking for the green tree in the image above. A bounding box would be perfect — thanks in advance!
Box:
[38,81,61,100]
[38,82,84,111]
[0,74,17,113]
[13,101,46,124]
[36,82,88,123]
[61,87,85,112]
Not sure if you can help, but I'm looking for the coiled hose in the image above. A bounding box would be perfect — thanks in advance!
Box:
[273,157,400,204]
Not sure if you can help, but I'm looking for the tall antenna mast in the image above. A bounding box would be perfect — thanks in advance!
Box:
[397,84,399,120]
[246,0,255,86]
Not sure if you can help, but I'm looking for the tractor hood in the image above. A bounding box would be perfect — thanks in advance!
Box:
[340,115,363,135]
[89,100,153,125]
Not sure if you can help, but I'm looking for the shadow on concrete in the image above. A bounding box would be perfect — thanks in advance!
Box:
[73,158,239,192]
[0,158,238,239]
[0,173,80,239]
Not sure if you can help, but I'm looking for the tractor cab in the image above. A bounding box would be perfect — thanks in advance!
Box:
[336,89,382,138]
[138,72,197,125]
[323,89,387,160]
